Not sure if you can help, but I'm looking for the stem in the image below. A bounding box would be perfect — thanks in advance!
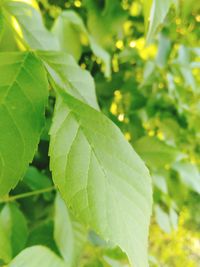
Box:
[0,186,56,203]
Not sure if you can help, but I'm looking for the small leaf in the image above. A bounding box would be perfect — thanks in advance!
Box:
[9,246,66,267]
[173,161,200,194]
[0,52,48,196]
[23,166,52,191]
[54,193,87,266]
[52,11,111,77]
[156,34,171,68]
[52,11,83,61]
[175,45,196,91]
[49,91,152,267]
[146,0,174,44]
[155,205,171,234]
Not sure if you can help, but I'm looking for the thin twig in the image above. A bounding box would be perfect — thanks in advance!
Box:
[0,186,56,203]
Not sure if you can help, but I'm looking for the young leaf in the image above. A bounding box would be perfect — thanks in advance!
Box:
[38,51,99,110]
[146,0,174,44]
[54,193,87,266]
[49,91,152,267]
[9,246,66,267]
[0,52,48,196]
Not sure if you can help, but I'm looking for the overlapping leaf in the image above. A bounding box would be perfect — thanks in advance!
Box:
[38,51,99,110]
[49,90,152,267]
[0,52,48,196]
[2,0,59,50]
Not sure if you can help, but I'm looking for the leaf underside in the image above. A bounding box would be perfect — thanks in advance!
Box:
[49,91,152,267]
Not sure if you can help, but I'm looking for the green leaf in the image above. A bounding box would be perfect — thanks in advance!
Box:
[9,203,28,257]
[155,205,178,233]
[52,11,111,77]
[54,193,86,266]
[0,52,48,196]
[38,51,99,110]
[155,205,171,233]
[0,203,28,262]
[146,0,174,44]
[0,206,12,263]
[175,45,196,91]
[152,173,168,194]
[156,34,171,68]
[0,9,4,42]
[143,0,153,33]
[49,91,152,267]
[173,161,200,194]
[23,166,52,191]
[3,1,59,50]
[52,11,83,61]
[9,246,66,267]
[0,9,19,51]
[27,221,59,254]
[133,136,179,170]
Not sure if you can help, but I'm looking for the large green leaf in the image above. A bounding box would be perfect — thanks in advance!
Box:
[49,91,152,267]
[9,246,66,267]
[38,51,99,110]
[2,1,59,50]
[0,203,28,263]
[0,52,48,196]
[54,193,86,266]
[146,0,174,44]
